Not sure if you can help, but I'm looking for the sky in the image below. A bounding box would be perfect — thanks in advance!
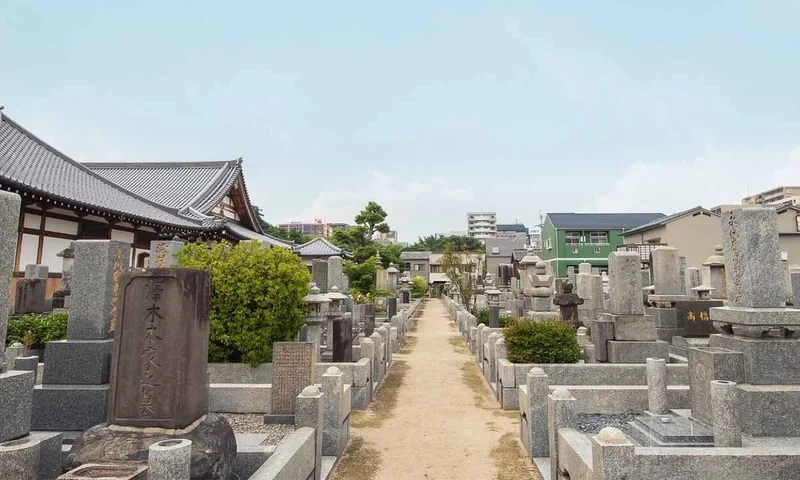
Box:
[3,2,800,242]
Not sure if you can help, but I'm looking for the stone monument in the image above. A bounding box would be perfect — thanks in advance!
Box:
[529,261,553,311]
[312,259,328,293]
[265,342,316,425]
[52,244,74,308]
[67,267,236,479]
[647,247,689,344]
[149,237,185,268]
[553,280,584,328]
[327,255,344,291]
[303,283,330,362]
[702,245,726,300]
[386,263,399,293]
[15,264,48,314]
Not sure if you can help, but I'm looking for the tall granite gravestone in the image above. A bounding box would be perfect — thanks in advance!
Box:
[0,192,63,480]
[67,268,236,479]
[648,247,689,344]
[333,312,354,362]
[33,240,131,431]
[364,303,376,336]
[266,342,316,424]
[14,265,47,314]
[312,259,329,293]
[327,255,343,290]
[149,238,185,268]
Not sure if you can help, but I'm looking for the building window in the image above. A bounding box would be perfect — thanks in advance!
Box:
[430,265,441,273]
[545,238,553,250]
[588,231,608,245]
[796,215,800,232]
[565,231,581,245]
[594,247,602,253]
[491,247,500,254]
[414,264,421,271]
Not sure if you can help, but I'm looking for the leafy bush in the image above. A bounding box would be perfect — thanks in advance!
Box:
[6,312,69,350]
[411,275,428,298]
[477,309,489,324]
[343,257,378,295]
[499,315,517,328]
[504,321,582,364]
[176,241,310,366]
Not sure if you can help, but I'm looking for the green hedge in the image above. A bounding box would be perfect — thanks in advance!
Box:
[503,320,582,364]
[6,312,69,350]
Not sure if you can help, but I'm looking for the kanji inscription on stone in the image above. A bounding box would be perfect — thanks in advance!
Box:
[271,342,315,415]
[676,300,724,337]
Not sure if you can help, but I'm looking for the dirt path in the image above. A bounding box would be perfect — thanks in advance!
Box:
[332,299,539,480]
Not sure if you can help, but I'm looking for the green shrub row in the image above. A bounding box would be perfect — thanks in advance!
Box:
[503,320,582,364]
[6,312,69,350]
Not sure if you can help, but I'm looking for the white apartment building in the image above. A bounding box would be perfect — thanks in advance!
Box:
[467,212,497,239]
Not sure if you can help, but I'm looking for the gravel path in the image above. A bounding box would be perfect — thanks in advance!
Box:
[576,413,636,434]
[332,299,539,480]
[219,413,295,445]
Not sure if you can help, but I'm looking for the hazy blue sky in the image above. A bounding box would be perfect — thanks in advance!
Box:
[3,2,800,241]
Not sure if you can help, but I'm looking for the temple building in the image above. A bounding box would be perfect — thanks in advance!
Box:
[0,112,289,275]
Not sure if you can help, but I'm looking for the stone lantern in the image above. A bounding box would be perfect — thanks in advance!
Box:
[386,263,399,293]
[530,261,553,311]
[486,286,502,328]
[303,283,330,361]
[519,248,541,309]
[702,245,726,300]
[398,271,412,304]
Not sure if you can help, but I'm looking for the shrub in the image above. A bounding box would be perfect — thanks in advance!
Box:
[6,312,69,350]
[176,241,311,366]
[476,309,489,324]
[504,321,582,364]
[411,275,428,298]
[499,315,517,328]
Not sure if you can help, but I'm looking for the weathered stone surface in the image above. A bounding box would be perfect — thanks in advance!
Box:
[67,414,235,480]
[0,370,34,443]
[0,434,53,480]
[736,384,800,437]
[24,264,48,280]
[327,256,343,291]
[267,342,315,422]
[0,192,21,373]
[321,367,345,456]
[149,240,185,268]
[604,313,656,341]
[295,385,323,480]
[710,334,800,385]
[69,240,132,340]
[14,279,47,314]
[42,339,112,385]
[60,464,149,479]
[148,438,192,480]
[608,252,644,315]
[12,356,38,383]
[710,380,741,447]
[108,269,211,429]
[721,207,783,308]
[649,307,678,328]
[591,318,615,362]
[607,340,668,363]
[685,267,702,299]
[32,384,109,431]
[710,305,800,335]
[646,358,668,415]
[687,346,744,425]
[652,247,681,295]
[312,259,328,293]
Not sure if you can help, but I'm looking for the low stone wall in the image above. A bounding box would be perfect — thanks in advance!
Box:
[248,427,316,480]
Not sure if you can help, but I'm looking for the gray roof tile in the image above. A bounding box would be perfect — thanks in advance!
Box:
[547,212,665,230]
[623,206,717,236]
[294,237,350,257]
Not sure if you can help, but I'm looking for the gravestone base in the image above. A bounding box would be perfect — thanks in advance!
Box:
[607,340,669,363]
[710,334,800,385]
[0,370,34,443]
[737,384,800,437]
[0,431,63,480]
[649,307,678,329]
[531,297,550,311]
[32,384,108,431]
[669,336,708,357]
[604,313,656,341]
[687,346,745,425]
[264,413,296,425]
[41,339,112,385]
[656,327,685,343]
[66,413,235,480]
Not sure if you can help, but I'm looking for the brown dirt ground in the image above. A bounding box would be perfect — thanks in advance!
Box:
[332,299,541,480]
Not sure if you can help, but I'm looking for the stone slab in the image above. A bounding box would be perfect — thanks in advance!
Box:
[737,384,800,437]
[603,313,656,341]
[676,300,724,336]
[607,340,669,363]
[649,307,678,329]
[710,334,800,385]
[32,384,109,431]
[209,384,271,414]
[655,328,684,343]
[269,343,315,416]
[686,346,745,425]
[0,370,34,442]
[42,339,112,385]
[710,306,800,334]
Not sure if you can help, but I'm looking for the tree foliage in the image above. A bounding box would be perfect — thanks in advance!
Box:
[442,244,479,311]
[252,205,315,244]
[176,241,310,366]
[354,201,390,239]
[411,275,428,298]
[343,256,378,296]
[406,234,483,253]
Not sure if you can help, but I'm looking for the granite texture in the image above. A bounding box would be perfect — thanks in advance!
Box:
[527,369,550,457]
[0,435,47,480]
[608,252,644,315]
[709,334,800,385]
[68,240,131,340]
[66,413,235,480]
[687,346,745,425]
[321,368,343,456]
[606,313,656,341]
[249,427,315,480]
[720,207,783,308]
[14,279,47,314]
[326,256,343,291]
[12,356,38,383]
[148,438,192,480]
[548,389,577,480]
[607,340,669,363]
[592,318,615,362]
[646,358,668,415]
[295,386,323,480]
[0,370,34,443]
[0,192,21,373]
[736,384,800,437]
[649,307,678,329]
[710,306,800,335]
[41,339,112,385]
[685,267,702,299]
[32,384,109,431]
[512,362,688,387]
[149,240,184,268]
[710,380,741,447]
[59,464,148,480]
[209,383,270,413]
[652,247,681,295]
[312,259,328,293]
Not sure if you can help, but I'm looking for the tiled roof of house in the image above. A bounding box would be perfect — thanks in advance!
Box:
[547,212,665,230]
[496,223,528,232]
[400,251,432,261]
[294,237,352,257]
[484,237,524,257]
[0,114,206,229]
[623,206,717,236]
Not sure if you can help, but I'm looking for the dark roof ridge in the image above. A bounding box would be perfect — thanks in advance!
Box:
[0,113,205,227]
[85,160,239,169]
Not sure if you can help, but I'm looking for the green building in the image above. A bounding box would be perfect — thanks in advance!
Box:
[540,213,664,278]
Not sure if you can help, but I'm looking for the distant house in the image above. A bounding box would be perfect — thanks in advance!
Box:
[621,206,720,269]
[400,251,432,284]
[0,111,289,275]
[496,223,529,244]
[484,237,526,283]
[540,212,664,278]
[293,237,353,267]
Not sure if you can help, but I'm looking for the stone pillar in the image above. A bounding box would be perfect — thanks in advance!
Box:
[369,332,383,383]
[387,297,397,319]
[646,357,668,415]
[591,317,615,362]
[149,239,185,268]
[312,259,328,293]
[651,247,682,296]
[710,380,742,447]
[327,256,343,291]
[488,304,500,328]
[364,304,376,336]
[321,367,344,456]
[359,337,375,377]
[608,252,644,315]
[14,266,47,315]
[295,385,324,480]
[0,191,20,372]
[685,267,702,299]
[33,240,131,431]
[526,367,550,457]
[548,388,576,480]
[148,439,192,480]
[591,427,635,480]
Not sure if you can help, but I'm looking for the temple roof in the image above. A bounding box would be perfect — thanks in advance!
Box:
[294,237,352,258]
